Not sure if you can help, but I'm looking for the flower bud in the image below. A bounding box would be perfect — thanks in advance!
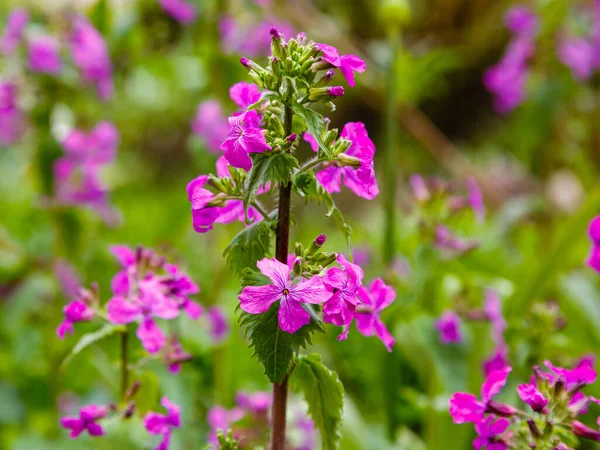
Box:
[308,86,344,102]
[240,57,266,73]
[486,400,519,418]
[527,420,541,439]
[287,133,297,143]
[296,32,306,45]
[337,153,362,168]
[269,114,285,137]
[294,241,304,257]
[572,420,600,441]
[312,251,337,267]
[315,69,336,87]
[328,86,344,97]
[310,59,335,72]
[315,234,327,246]
[123,402,136,419]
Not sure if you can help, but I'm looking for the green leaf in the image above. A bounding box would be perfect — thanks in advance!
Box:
[291,103,329,157]
[134,371,160,415]
[61,324,123,368]
[238,303,325,383]
[245,152,299,205]
[293,171,353,251]
[291,353,345,450]
[223,217,275,275]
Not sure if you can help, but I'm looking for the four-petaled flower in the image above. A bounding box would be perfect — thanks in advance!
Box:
[220,110,271,171]
[473,416,511,450]
[61,404,108,439]
[315,43,366,87]
[322,254,364,327]
[144,397,182,450]
[238,257,329,333]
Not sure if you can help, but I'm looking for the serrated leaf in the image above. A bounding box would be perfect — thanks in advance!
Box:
[293,171,353,252]
[291,353,345,450]
[291,103,329,157]
[61,324,123,368]
[223,217,275,275]
[245,152,299,205]
[246,91,279,111]
[238,303,325,383]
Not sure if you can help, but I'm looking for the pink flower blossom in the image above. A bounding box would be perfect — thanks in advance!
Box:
[342,278,395,351]
[56,300,94,339]
[483,345,510,375]
[466,177,485,222]
[235,391,271,415]
[61,404,108,438]
[63,121,119,165]
[191,101,230,154]
[558,37,596,81]
[214,156,261,225]
[159,0,197,24]
[517,383,548,412]
[449,367,512,424]
[304,132,319,152]
[588,216,600,272]
[28,35,61,74]
[436,310,463,344]
[144,397,182,450]
[435,225,478,254]
[186,175,220,233]
[238,257,329,333]
[505,6,538,36]
[220,16,294,57]
[322,254,364,327]
[0,9,29,55]
[317,122,378,200]
[572,420,600,441]
[315,43,366,87]
[207,405,245,445]
[0,82,24,146]
[229,82,262,110]
[473,416,511,450]
[163,263,202,319]
[220,110,271,171]
[69,15,113,100]
[207,306,229,343]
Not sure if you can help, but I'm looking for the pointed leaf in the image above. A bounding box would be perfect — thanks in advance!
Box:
[223,216,275,275]
[291,103,330,157]
[61,324,124,368]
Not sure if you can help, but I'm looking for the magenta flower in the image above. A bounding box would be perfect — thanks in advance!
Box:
[163,263,202,319]
[572,420,600,441]
[348,278,396,351]
[517,383,548,412]
[483,345,510,376]
[436,310,463,344]
[558,37,595,81]
[106,279,180,353]
[62,121,119,165]
[163,336,192,374]
[159,0,197,24]
[186,175,220,233]
[449,367,513,423]
[315,43,366,87]
[0,82,24,146]
[69,15,113,100]
[28,35,61,74]
[229,82,262,110]
[543,358,597,387]
[505,6,538,36]
[144,397,182,450]
[220,110,271,171]
[304,132,319,152]
[317,122,378,200]
[56,300,94,339]
[322,254,364,327]
[61,404,108,438]
[191,100,230,154]
[587,216,600,272]
[0,9,29,55]
[466,177,485,222]
[238,257,329,333]
[473,416,511,450]
[235,391,271,415]
[207,306,229,343]
[207,405,245,445]
[214,156,261,225]
[220,16,294,57]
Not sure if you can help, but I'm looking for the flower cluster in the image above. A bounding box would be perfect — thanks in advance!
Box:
[208,390,316,449]
[449,358,600,449]
[483,6,538,114]
[587,216,600,272]
[53,121,119,224]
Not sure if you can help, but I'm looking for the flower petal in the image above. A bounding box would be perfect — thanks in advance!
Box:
[106,296,142,324]
[289,275,329,304]
[278,299,310,333]
[256,257,290,289]
[137,317,166,354]
[239,284,282,314]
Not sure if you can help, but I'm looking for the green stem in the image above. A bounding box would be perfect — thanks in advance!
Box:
[269,103,294,450]
[251,201,272,222]
[120,331,128,402]
[299,156,328,174]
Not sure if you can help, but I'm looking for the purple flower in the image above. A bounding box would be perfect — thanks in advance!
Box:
[163,263,202,319]
[304,132,319,152]
[327,86,344,97]
[191,101,230,154]
[186,175,220,233]
[69,15,113,100]
[144,397,182,450]
[235,391,271,415]
[238,257,329,333]
[346,278,396,351]
[517,383,548,412]
[207,306,229,343]
[484,289,506,345]
[322,254,364,327]
[317,122,378,200]
[159,0,197,24]
[229,82,262,110]
[466,177,485,222]
[449,367,512,423]
[436,310,463,344]
[61,404,108,438]
[0,82,24,146]
[214,156,261,225]
[163,336,192,374]
[410,174,430,202]
[572,420,600,441]
[62,121,119,165]
[28,35,61,74]
[544,358,597,387]
[106,279,180,353]
[588,216,600,272]
[558,37,595,81]
[505,6,538,36]
[56,300,94,339]
[483,345,510,376]
[220,16,294,57]
[315,43,366,87]
[220,110,271,171]
[207,405,245,445]
[473,416,511,450]
[0,9,29,55]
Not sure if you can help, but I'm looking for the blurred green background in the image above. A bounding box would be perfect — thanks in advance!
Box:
[2,0,600,449]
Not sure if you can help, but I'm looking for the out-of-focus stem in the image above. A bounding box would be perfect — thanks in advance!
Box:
[120,331,128,402]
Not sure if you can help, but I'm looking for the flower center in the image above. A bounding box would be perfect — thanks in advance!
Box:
[283,288,289,295]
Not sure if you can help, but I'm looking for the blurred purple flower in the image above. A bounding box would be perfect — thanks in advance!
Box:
[191,100,230,154]
[207,306,229,343]
[435,225,478,254]
[220,15,294,57]
[61,404,108,438]
[56,300,94,339]
[436,310,463,344]
[144,397,182,450]
[517,383,548,412]
[0,82,24,146]
[558,37,596,81]
[505,6,538,36]
[63,121,119,164]
[0,8,28,55]
[473,416,511,450]
[587,216,600,272]
[207,405,245,445]
[69,15,113,100]
[483,346,510,376]
[163,336,192,374]
[28,35,61,74]
[235,391,271,415]
[54,259,82,299]
[159,0,197,24]
[466,177,485,222]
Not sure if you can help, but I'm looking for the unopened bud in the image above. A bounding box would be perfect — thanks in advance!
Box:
[315,234,327,246]
[125,380,141,399]
[315,69,336,87]
[123,402,136,419]
[486,401,519,418]
[527,420,541,439]
[337,153,362,168]
[572,420,600,441]
[327,86,344,97]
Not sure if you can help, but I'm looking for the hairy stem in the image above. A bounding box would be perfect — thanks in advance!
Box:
[270,103,294,450]
[120,331,128,402]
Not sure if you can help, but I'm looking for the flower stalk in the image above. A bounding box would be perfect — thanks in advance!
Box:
[120,331,128,402]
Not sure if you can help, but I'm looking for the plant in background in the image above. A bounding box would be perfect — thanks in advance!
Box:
[186,28,395,449]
